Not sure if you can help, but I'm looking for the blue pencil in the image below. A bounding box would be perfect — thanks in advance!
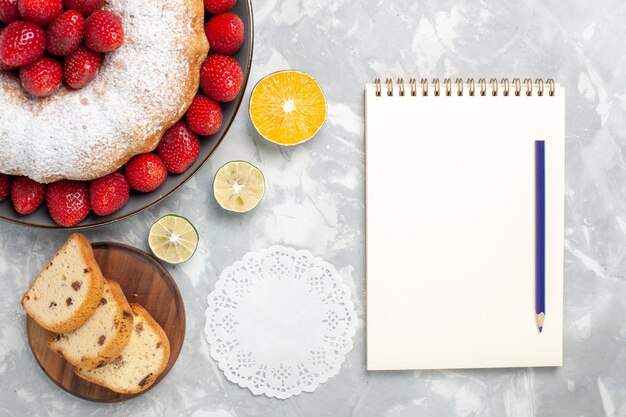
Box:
[535,140,546,333]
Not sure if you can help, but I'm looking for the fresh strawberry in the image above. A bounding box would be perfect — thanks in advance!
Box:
[84,10,124,52]
[64,0,103,17]
[0,0,19,24]
[63,45,101,88]
[0,21,45,67]
[157,122,200,174]
[199,54,243,102]
[46,10,85,56]
[204,13,244,55]
[0,174,11,202]
[11,176,45,214]
[186,94,223,136]
[203,0,236,15]
[89,172,129,216]
[125,153,168,192]
[19,55,62,97]
[0,28,14,70]
[0,57,12,70]
[46,179,90,226]
[18,0,63,26]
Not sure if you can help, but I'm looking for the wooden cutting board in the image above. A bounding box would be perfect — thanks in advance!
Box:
[26,242,186,402]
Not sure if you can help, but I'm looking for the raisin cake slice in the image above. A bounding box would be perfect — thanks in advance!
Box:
[75,303,170,394]
[22,233,105,333]
[49,279,134,369]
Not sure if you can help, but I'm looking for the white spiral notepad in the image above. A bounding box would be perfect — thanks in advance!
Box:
[365,78,564,370]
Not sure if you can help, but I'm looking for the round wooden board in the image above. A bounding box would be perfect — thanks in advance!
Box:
[26,242,186,402]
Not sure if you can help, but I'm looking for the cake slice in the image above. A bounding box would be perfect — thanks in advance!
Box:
[22,233,105,333]
[49,279,134,369]
[75,304,170,394]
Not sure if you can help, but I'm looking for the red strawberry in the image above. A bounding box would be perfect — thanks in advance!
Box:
[0,57,12,70]
[64,0,103,17]
[0,21,45,67]
[157,122,200,174]
[89,172,129,216]
[186,94,223,136]
[0,0,19,24]
[63,46,101,88]
[46,10,85,56]
[46,179,90,226]
[204,13,244,55]
[0,28,14,70]
[18,0,63,26]
[199,54,243,102]
[11,176,45,215]
[19,55,62,97]
[84,10,124,52]
[203,0,236,15]
[125,153,168,192]
[0,174,11,201]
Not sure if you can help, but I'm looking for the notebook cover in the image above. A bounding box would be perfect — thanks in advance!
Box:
[365,82,565,370]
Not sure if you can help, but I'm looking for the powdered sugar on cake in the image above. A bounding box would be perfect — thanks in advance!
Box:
[0,0,209,183]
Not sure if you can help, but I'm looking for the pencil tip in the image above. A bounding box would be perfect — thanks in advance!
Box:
[536,312,545,331]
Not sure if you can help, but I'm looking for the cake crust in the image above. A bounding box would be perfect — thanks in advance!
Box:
[0,0,209,183]
[48,279,134,370]
[21,233,106,333]
[75,303,171,394]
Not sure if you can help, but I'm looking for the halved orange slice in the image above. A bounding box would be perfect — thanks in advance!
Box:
[249,70,326,145]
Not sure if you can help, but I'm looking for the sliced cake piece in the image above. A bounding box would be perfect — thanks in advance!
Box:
[22,233,105,333]
[49,279,134,369]
[75,304,170,394]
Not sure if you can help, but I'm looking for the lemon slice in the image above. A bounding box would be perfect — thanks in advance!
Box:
[213,160,265,212]
[148,215,199,264]
[249,70,326,145]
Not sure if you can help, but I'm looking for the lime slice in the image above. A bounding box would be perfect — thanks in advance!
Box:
[148,215,199,264]
[213,160,265,213]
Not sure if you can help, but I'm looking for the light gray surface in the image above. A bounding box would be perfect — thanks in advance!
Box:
[0,0,624,416]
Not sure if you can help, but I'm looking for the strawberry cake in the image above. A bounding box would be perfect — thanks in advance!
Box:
[0,0,209,183]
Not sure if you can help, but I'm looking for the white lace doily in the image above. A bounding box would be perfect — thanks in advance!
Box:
[204,246,356,399]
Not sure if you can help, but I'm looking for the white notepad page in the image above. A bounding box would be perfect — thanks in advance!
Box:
[365,82,564,370]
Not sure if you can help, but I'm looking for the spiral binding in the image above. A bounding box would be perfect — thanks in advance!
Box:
[373,78,555,97]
